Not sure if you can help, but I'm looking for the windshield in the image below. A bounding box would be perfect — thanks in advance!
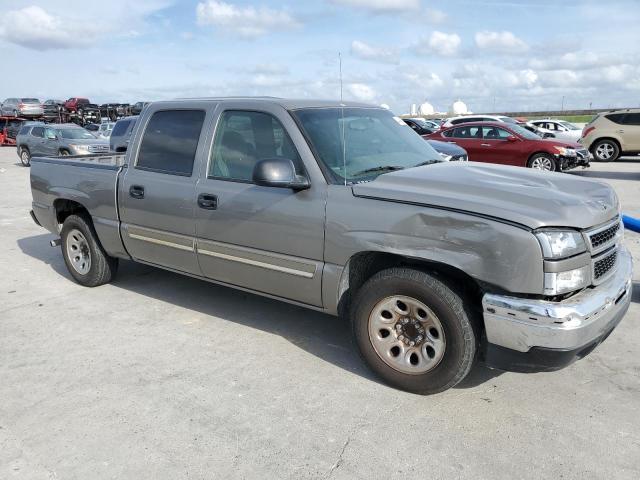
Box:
[59,128,96,139]
[292,108,442,184]
[498,116,518,124]
[21,98,40,104]
[510,124,544,140]
[558,120,580,130]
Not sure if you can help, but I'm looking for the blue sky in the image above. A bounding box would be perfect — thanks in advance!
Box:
[0,0,638,114]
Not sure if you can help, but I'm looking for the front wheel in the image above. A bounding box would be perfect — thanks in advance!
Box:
[61,214,118,287]
[19,147,31,167]
[527,153,557,171]
[351,268,478,394]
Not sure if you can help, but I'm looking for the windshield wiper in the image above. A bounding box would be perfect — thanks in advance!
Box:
[412,159,441,168]
[352,165,405,177]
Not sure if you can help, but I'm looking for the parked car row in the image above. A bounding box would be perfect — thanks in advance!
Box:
[1,97,150,126]
[14,114,139,166]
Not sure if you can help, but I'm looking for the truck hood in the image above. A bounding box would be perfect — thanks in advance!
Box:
[351,162,618,230]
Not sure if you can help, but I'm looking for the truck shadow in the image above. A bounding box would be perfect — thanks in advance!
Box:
[18,233,501,391]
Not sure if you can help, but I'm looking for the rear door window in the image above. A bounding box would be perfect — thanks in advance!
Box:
[136,110,205,176]
[112,119,131,136]
[31,127,45,138]
[451,126,481,138]
[605,113,625,124]
[621,113,640,125]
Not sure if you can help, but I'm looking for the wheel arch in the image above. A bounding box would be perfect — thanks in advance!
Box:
[336,251,485,326]
[53,198,91,227]
[590,136,622,152]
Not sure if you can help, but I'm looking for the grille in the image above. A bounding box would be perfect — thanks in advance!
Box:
[88,144,109,153]
[589,222,620,249]
[594,250,617,280]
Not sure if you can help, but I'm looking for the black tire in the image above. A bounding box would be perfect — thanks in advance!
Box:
[591,139,620,162]
[59,149,70,156]
[60,214,118,287]
[351,268,478,394]
[19,147,31,167]
[527,153,557,171]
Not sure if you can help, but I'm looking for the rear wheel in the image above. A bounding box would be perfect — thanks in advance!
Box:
[591,139,619,162]
[59,149,70,156]
[61,214,118,287]
[19,147,31,167]
[351,268,478,394]
[527,153,556,171]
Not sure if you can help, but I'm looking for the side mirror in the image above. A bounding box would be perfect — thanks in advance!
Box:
[506,135,518,142]
[46,133,57,140]
[252,158,310,191]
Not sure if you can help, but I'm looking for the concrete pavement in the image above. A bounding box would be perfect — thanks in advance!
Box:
[1,147,639,480]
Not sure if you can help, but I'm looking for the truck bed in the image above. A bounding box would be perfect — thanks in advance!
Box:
[30,153,129,258]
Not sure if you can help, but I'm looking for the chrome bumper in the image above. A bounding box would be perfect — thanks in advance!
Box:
[482,246,633,353]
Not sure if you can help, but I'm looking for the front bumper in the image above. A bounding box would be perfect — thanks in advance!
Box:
[482,246,633,372]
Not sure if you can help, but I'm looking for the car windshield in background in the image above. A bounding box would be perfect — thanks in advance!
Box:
[558,121,580,130]
[59,129,96,139]
[499,116,518,124]
[22,98,40,104]
[292,108,442,184]
[509,124,545,140]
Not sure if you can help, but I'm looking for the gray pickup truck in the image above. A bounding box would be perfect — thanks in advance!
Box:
[29,98,632,394]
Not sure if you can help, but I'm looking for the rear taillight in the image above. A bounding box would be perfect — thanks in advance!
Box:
[582,126,595,137]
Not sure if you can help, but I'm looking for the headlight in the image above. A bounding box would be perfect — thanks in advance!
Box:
[439,153,452,161]
[553,146,577,157]
[536,230,587,259]
[544,266,591,295]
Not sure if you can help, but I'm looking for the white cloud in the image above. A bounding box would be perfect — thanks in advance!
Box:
[347,83,377,101]
[0,6,96,50]
[475,31,528,53]
[196,1,300,38]
[351,40,398,64]
[415,31,461,57]
[330,0,421,13]
[424,8,447,24]
[0,1,172,50]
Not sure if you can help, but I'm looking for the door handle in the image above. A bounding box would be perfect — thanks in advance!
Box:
[481,143,492,147]
[617,130,624,133]
[197,193,218,210]
[129,185,145,199]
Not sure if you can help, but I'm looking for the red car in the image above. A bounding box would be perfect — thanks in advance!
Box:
[426,122,591,172]
[0,116,26,146]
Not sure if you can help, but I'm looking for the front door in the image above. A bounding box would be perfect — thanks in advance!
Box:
[118,107,210,275]
[478,126,523,166]
[195,107,326,307]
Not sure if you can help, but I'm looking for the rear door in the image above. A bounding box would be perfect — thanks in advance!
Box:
[29,126,46,155]
[479,126,524,166]
[620,113,640,151]
[194,103,326,307]
[443,125,483,161]
[118,104,212,274]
